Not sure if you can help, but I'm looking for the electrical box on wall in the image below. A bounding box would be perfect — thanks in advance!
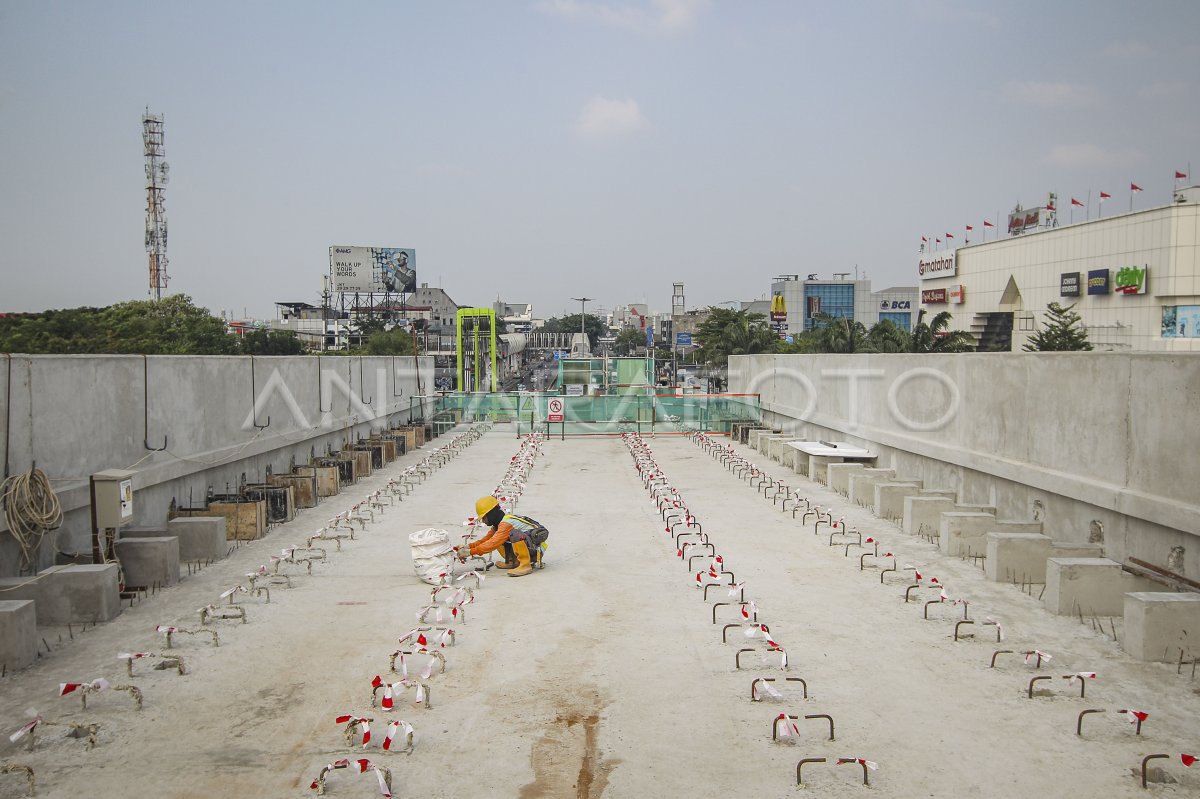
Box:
[92,469,136,528]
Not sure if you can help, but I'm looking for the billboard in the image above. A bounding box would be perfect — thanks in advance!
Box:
[329,246,416,293]
[921,288,948,304]
[770,293,787,321]
[1162,305,1200,338]
[918,250,957,280]
[1060,272,1081,297]
[1007,207,1042,235]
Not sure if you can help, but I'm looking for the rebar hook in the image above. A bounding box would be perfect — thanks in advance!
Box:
[359,357,373,406]
[143,355,168,450]
[317,355,332,413]
[392,356,404,397]
[249,355,270,429]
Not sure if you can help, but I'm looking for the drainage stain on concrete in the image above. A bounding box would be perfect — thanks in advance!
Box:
[519,708,620,798]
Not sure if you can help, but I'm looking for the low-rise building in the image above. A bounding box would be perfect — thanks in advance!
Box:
[919,186,1200,351]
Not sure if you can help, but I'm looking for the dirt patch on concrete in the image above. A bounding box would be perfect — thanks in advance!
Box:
[519,705,619,799]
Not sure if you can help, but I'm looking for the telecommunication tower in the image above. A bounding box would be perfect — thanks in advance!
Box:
[143,109,170,299]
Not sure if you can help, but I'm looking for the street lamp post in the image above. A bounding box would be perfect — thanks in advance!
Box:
[569,296,593,340]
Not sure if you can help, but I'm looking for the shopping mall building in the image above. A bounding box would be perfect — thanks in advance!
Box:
[918,187,1200,351]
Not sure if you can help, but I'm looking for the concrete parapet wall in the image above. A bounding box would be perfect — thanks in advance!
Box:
[729,352,1200,577]
[0,354,435,576]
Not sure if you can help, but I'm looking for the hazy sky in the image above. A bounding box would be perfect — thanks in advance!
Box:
[2,1,1197,319]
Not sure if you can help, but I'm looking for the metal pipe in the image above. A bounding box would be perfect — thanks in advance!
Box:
[1028,675,1052,698]
[806,714,834,741]
[954,620,975,641]
[142,355,168,450]
[751,676,808,700]
[1141,754,1169,788]
[1076,708,1106,736]
[1117,709,1146,735]
[796,758,826,786]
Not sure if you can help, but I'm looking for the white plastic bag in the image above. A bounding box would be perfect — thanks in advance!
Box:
[409,528,454,585]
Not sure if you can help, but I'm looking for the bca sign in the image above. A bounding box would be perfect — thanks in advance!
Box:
[547,398,565,423]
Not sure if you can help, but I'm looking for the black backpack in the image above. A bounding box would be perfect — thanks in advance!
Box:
[508,514,550,548]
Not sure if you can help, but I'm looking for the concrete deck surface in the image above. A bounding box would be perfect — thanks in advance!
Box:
[0,425,1197,797]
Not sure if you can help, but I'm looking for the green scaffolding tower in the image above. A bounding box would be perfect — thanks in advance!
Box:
[456,308,498,392]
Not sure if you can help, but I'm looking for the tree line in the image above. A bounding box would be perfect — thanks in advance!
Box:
[0,295,417,356]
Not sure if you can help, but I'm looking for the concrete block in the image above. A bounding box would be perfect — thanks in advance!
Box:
[1123,592,1200,662]
[780,446,797,470]
[748,428,770,451]
[808,454,844,483]
[903,496,955,535]
[0,600,38,672]
[115,536,180,589]
[766,436,796,464]
[35,564,122,624]
[1043,558,1161,617]
[167,517,229,562]
[939,514,1042,557]
[874,483,923,521]
[847,469,896,507]
[984,533,1104,583]
[827,462,866,496]
[0,575,53,624]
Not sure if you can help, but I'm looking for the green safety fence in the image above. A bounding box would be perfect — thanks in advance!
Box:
[434,392,760,435]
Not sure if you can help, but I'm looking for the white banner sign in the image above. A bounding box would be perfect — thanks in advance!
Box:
[918,250,957,280]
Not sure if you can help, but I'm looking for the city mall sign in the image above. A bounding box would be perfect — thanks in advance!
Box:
[918,250,957,280]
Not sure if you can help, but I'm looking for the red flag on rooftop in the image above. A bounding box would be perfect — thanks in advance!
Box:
[983,220,995,228]
[921,235,927,242]
[1099,191,1111,201]
[945,232,954,238]
[1131,183,1143,192]
[1176,171,1188,180]
[965,224,973,231]
[1071,198,1085,207]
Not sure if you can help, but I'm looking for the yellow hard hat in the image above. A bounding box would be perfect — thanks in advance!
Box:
[475,496,500,517]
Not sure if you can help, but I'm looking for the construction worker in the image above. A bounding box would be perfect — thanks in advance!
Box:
[457,496,547,577]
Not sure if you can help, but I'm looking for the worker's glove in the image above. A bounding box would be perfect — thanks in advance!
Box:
[454,545,472,562]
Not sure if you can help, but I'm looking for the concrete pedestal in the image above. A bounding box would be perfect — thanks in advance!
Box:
[807,454,844,483]
[780,446,797,470]
[984,533,1104,583]
[748,428,772,452]
[827,463,866,496]
[0,600,38,672]
[115,537,180,589]
[167,517,229,562]
[0,565,124,625]
[766,436,796,464]
[874,483,924,521]
[1043,558,1160,617]
[903,496,955,535]
[847,469,896,507]
[939,514,1042,557]
[41,564,122,624]
[1123,592,1200,662]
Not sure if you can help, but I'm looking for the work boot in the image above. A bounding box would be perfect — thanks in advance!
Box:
[494,543,517,570]
[507,540,534,577]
